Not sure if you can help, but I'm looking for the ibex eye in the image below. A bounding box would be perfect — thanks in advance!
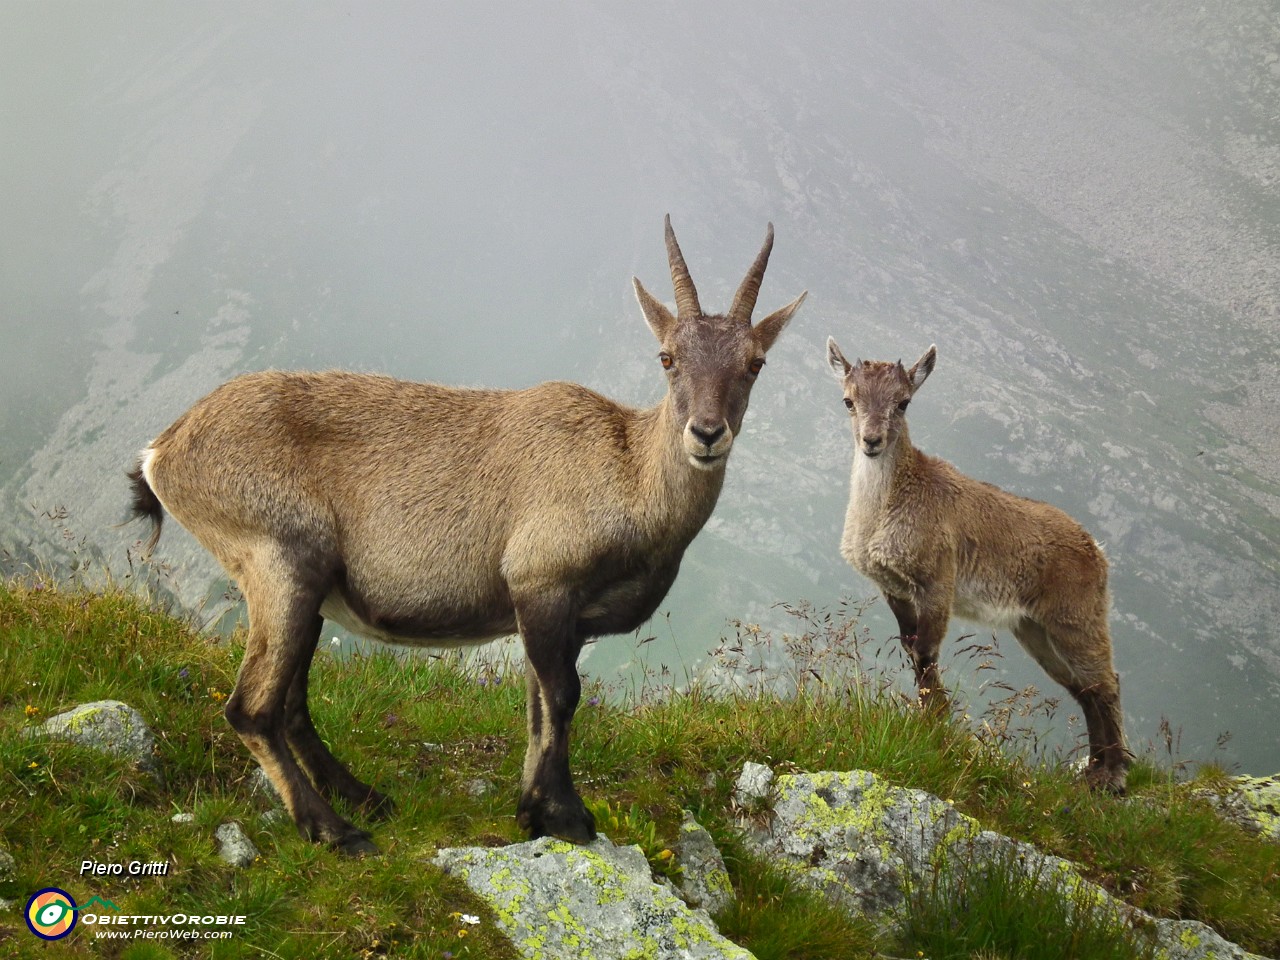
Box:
[843,398,854,410]
[897,399,910,412]
[659,353,673,370]
[748,358,765,376]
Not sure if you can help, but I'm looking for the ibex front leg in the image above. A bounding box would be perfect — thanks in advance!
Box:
[514,596,596,843]
[884,590,951,712]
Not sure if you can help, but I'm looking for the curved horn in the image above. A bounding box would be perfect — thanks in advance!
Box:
[729,222,774,323]
[664,214,702,319]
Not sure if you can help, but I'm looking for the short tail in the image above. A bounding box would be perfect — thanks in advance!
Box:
[126,458,164,553]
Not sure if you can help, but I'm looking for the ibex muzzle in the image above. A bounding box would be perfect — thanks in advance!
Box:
[127,216,805,854]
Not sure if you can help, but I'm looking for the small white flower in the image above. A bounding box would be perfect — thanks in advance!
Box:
[460,914,480,925]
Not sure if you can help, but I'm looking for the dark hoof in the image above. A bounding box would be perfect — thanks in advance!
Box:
[517,795,597,844]
[543,815,598,845]
[334,831,380,857]
[1084,763,1128,796]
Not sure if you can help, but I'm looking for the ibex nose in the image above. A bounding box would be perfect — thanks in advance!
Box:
[863,435,884,454]
[689,422,726,448]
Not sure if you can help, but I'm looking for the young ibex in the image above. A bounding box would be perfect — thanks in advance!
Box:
[826,338,1130,792]
[127,217,805,854]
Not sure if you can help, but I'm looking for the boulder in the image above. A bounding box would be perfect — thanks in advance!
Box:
[677,811,735,915]
[733,762,774,806]
[247,766,282,804]
[433,835,752,960]
[737,763,1266,960]
[1200,774,1280,841]
[215,822,260,868]
[32,700,160,777]
[740,767,975,927]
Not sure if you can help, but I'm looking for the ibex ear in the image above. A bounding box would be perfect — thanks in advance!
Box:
[633,277,677,342]
[908,344,937,392]
[754,291,806,354]
[826,336,852,379]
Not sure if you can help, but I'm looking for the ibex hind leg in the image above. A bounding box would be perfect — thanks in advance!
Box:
[282,614,394,820]
[225,562,379,856]
[1013,618,1130,794]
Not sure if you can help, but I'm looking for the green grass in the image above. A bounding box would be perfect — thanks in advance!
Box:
[1,580,1277,959]
[898,848,1159,960]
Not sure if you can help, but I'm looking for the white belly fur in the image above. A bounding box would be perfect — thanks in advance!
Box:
[952,580,1025,632]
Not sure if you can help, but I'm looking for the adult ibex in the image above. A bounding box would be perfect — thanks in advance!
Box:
[826,338,1130,792]
[128,217,805,853]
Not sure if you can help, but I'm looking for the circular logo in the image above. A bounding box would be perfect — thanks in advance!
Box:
[25,888,78,940]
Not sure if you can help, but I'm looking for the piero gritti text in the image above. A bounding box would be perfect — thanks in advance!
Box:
[80,859,170,877]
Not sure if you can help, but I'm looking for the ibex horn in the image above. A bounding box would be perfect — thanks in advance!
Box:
[729,222,774,323]
[664,214,702,320]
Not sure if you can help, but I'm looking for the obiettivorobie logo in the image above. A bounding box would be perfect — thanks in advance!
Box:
[24,888,119,940]
[24,887,246,944]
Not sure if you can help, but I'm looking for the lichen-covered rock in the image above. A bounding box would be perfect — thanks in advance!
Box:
[741,767,979,926]
[1200,774,1280,841]
[1147,917,1268,960]
[0,846,14,879]
[433,835,753,960]
[677,811,735,915]
[33,700,159,776]
[737,763,1267,960]
[215,822,260,868]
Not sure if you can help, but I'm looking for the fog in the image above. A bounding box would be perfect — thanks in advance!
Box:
[2,1,1277,773]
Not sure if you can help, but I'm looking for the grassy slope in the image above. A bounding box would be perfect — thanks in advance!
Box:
[0,581,1276,959]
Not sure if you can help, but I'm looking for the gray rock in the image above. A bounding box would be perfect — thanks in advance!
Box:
[733,762,774,805]
[677,811,734,915]
[247,766,282,804]
[1198,774,1280,841]
[1147,917,1269,960]
[0,847,14,879]
[32,700,159,776]
[215,822,260,868]
[433,835,753,960]
[462,777,493,798]
[170,812,195,825]
[737,763,1266,960]
[742,766,973,926]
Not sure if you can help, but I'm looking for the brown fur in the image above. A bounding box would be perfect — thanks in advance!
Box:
[128,217,805,853]
[826,339,1130,792]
